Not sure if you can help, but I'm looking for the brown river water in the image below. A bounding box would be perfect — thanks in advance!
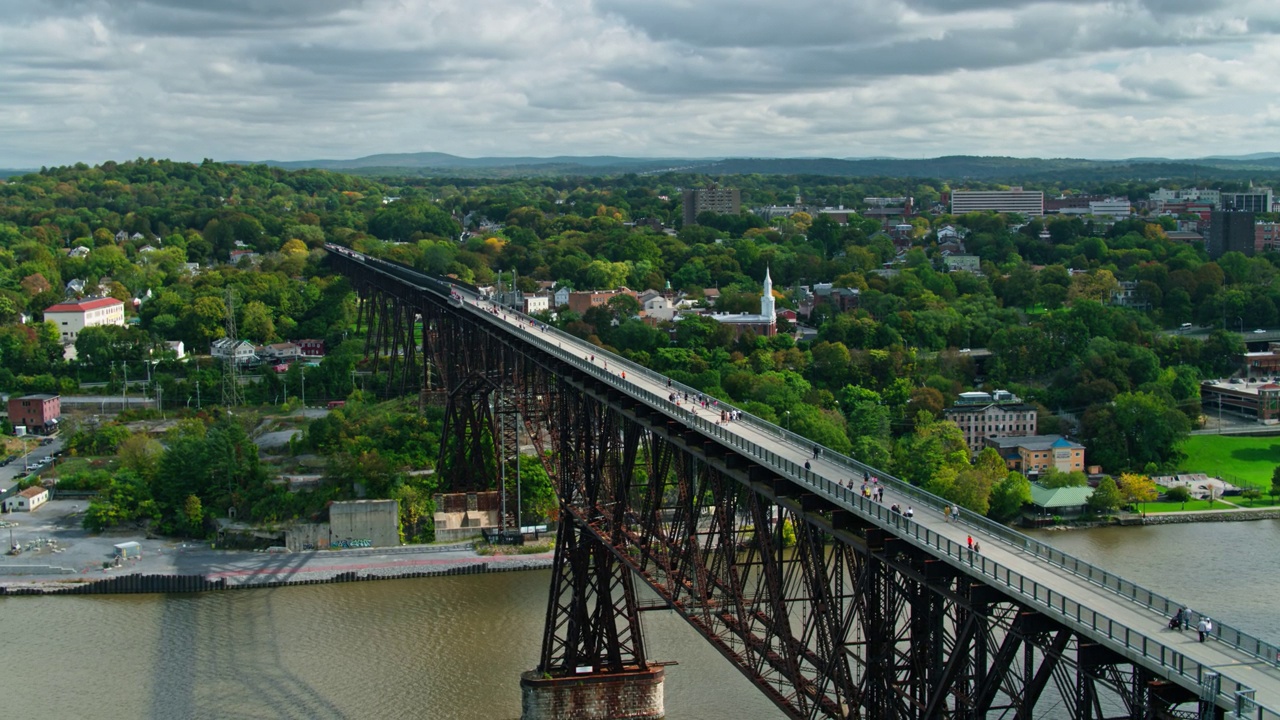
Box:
[2,520,1276,719]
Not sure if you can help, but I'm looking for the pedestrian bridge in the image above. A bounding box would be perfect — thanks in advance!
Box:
[329,244,1280,719]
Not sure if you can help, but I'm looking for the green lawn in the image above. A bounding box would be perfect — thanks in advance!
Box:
[1142,499,1245,513]
[1178,435,1280,488]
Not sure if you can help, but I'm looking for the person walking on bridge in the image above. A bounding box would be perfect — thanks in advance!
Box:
[1197,617,1210,642]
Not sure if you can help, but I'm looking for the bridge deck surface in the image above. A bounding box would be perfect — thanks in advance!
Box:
[458,291,1280,715]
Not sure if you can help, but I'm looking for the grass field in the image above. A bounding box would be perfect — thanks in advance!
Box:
[1178,435,1280,488]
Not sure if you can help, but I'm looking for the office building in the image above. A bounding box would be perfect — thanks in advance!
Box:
[682,186,741,226]
[1208,210,1256,258]
[1222,189,1273,213]
[950,188,1044,217]
[944,390,1037,457]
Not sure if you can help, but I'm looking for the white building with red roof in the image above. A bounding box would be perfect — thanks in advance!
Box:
[44,297,125,342]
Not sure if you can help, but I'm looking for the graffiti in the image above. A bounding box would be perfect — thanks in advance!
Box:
[330,539,372,549]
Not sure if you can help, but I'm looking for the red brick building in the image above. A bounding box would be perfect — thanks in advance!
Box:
[8,394,61,434]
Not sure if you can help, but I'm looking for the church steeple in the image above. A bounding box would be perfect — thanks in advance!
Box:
[761,266,775,319]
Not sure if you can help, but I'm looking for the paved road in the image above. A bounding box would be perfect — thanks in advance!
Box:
[0,436,64,495]
[461,291,1280,715]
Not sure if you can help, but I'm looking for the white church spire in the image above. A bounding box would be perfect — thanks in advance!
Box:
[761,266,775,319]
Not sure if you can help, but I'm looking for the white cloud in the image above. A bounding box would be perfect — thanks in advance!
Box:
[1,0,1279,166]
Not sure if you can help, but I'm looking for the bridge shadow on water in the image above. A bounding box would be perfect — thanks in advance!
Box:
[149,551,350,720]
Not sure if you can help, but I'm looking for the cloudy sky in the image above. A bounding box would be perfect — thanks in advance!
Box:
[4,0,1279,167]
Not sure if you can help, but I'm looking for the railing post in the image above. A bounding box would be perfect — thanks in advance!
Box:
[1200,671,1221,720]
[1235,689,1256,719]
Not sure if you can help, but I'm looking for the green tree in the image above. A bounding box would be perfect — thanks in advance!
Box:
[988,472,1032,522]
[892,412,969,490]
[240,300,276,343]
[182,494,205,537]
[1088,475,1122,513]
[1166,484,1191,509]
[1038,468,1089,488]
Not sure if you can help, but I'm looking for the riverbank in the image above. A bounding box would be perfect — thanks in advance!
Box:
[0,498,553,596]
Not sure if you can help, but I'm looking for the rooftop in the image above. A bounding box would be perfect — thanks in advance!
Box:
[986,434,1083,451]
[45,296,124,313]
[1028,484,1094,508]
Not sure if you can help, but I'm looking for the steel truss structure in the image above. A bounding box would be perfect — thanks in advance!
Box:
[332,253,1208,720]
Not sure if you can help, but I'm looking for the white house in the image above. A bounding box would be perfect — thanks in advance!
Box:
[523,294,550,314]
[44,297,126,342]
[211,338,257,365]
[4,486,49,512]
[257,342,301,363]
[642,295,679,321]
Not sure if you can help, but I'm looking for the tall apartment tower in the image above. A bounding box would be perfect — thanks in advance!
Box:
[1208,210,1256,258]
[682,186,741,226]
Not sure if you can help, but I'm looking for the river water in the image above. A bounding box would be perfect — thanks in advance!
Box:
[3,521,1276,719]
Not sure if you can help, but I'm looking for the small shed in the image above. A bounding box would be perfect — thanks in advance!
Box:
[3,486,49,512]
[113,541,142,559]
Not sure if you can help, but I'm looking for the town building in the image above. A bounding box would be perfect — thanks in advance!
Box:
[984,435,1086,474]
[1024,484,1094,525]
[1088,198,1132,218]
[8,394,61,434]
[950,188,1044,217]
[944,390,1037,457]
[522,293,550,315]
[862,197,914,225]
[1208,210,1257,258]
[942,255,981,273]
[641,294,679,322]
[682,186,741,227]
[809,283,861,312]
[296,339,326,357]
[1110,281,1150,310]
[3,486,50,512]
[553,286,571,308]
[1200,379,1280,424]
[44,297,125,342]
[1149,188,1221,208]
[257,342,301,364]
[1222,188,1274,213]
[566,289,638,316]
[1256,222,1280,254]
[210,338,258,365]
[704,268,778,338]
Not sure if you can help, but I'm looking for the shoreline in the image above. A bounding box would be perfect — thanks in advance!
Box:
[0,546,555,596]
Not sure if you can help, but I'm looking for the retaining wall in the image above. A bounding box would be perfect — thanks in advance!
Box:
[0,559,549,596]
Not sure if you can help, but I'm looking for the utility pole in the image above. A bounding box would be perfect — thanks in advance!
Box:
[221,288,244,408]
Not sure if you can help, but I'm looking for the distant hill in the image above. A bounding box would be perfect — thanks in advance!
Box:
[0,151,1259,182]
[226,152,1280,181]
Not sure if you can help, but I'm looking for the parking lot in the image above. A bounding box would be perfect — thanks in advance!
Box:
[0,499,183,578]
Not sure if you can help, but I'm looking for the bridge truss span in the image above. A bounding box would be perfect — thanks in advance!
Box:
[327,245,1280,720]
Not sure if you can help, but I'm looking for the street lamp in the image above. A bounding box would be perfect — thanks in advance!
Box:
[1239,316,1244,335]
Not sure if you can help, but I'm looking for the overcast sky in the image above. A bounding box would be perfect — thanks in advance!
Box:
[4,0,1279,167]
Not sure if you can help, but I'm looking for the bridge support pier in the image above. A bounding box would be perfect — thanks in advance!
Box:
[519,667,665,720]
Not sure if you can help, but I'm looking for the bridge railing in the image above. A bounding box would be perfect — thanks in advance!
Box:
[345,253,1280,714]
